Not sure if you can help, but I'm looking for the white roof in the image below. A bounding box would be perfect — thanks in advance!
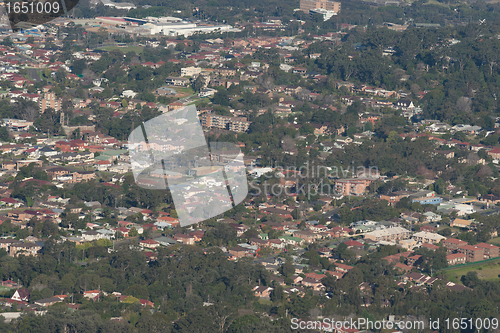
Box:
[364,227,410,237]
[412,231,446,242]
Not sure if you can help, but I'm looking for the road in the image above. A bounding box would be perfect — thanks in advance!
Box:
[27,68,40,82]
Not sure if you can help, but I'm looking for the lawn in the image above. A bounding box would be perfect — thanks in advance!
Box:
[99,45,143,54]
[172,87,195,94]
[0,286,15,297]
[443,258,500,283]
[488,237,500,246]
[257,298,272,305]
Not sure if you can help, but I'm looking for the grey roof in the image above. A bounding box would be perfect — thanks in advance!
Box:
[154,236,177,245]
[35,297,61,304]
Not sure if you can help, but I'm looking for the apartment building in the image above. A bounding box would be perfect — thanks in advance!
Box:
[458,245,484,262]
[39,92,61,113]
[300,0,341,13]
[412,231,446,244]
[72,171,96,183]
[213,68,236,77]
[442,238,468,252]
[446,253,466,266]
[16,159,43,170]
[165,77,190,86]
[9,242,42,257]
[363,227,411,242]
[201,113,251,133]
[334,178,371,196]
[379,191,412,206]
[475,243,500,259]
[181,66,202,76]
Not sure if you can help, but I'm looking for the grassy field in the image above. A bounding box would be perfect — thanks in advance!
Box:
[171,87,195,98]
[443,259,500,283]
[0,286,15,297]
[488,237,500,246]
[257,298,272,305]
[424,2,449,8]
[172,87,195,94]
[99,45,143,54]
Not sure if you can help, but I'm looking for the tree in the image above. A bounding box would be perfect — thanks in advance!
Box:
[461,271,479,288]
[71,59,87,75]
[279,261,295,277]
[438,228,452,237]
[71,128,81,140]
[193,75,205,92]
[2,37,12,47]
[0,127,9,141]
[129,227,139,237]
[270,285,284,302]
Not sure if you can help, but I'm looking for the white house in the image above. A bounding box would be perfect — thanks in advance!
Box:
[423,211,442,222]
[453,203,475,216]
[81,231,103,241]
[198,88,217,98]
[121,90,137,99]
[249,167,273,178]
[154,221,172,230]
[181,66,202,77]
[96,229,115,240]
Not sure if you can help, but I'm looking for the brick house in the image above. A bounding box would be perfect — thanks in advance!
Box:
[46,167,70,179]
[260,208,293,219]
[268,239,284,249]
[7,210,31,222]
[252,286,273,298]
[55,141,72,152]
[9,242,42,257]
[140,239,160,249]
[228,246,253,258]
[301,278,324,291]
[174,234,196,245]
[304,272,326,280]
[72,171,96,183]
[421,242,439,251]
[293,230,318,243]
[334,263,354,273]
[487,147,500,159]
[114,227,130,237]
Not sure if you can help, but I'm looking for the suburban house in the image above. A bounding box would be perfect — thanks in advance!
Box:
[11,288,30,302]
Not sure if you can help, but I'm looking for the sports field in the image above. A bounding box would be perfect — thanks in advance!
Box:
[99,46,143,54]
[443,258,500,283]
[488,236,500,246]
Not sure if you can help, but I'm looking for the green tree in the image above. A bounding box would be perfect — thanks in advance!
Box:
[279,261,295,277]
[129,227,139,237]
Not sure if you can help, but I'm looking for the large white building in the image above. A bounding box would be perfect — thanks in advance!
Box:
[181,66,203,77]
[412,231,446,244]
[363,227,411,242]
[141,21,236,37]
